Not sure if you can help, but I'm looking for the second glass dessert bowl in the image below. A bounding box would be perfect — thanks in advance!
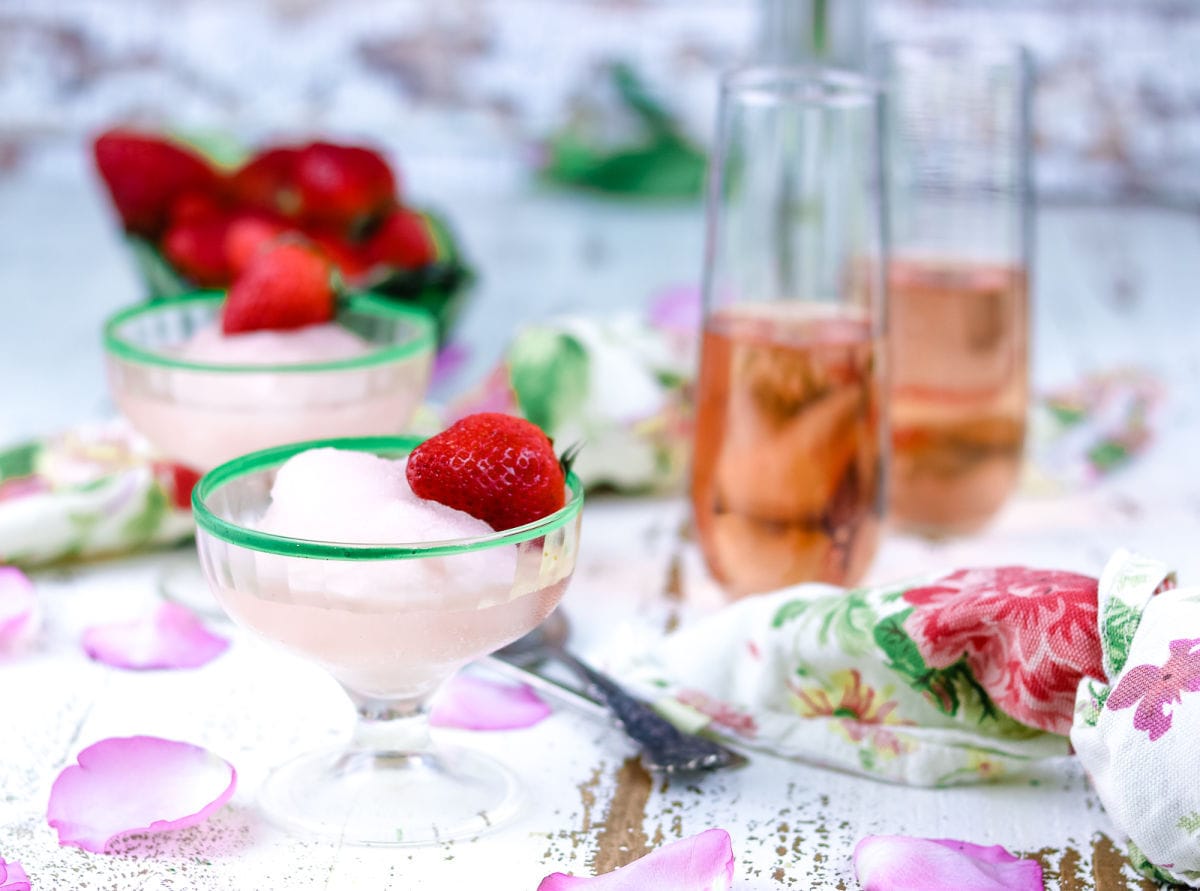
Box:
[103,291,435,471]
[192,436,584,846]
[103,291,435,609]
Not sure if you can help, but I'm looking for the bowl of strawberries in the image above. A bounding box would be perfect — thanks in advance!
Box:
[91,129,472,343]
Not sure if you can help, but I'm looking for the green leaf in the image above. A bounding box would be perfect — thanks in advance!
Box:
[1088,439,1130,472]
[1103,595,1142,675]
[0,441,39,481]
[1077,681,1109,727]
[775,592,891,656]
[925,661,1034,731]
[542,135,705,198]
[121,485,168,546]
[1046,402,1087,427]
[357,209,475,345]
[611,61,676,136]
[874,609,929,684]
[818,588,877,658]
[539,63,706,200]
[873,610,1022,726]
[170,129,249,170]
[771,599,810,628]
[858,747,876,772]
[125,236,193,299]
[509,330,589,434]
[1127,839,1185,885]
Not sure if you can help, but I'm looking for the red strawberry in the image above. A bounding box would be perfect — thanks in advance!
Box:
[168,190,226,227]
[306,226,372,282]
[93,130,219,237]
[364,207,435,271]
[222,242,336,334]
[224,213,289,276]
[294,142,396,229]
[406,413,567,530]
[229,147,301,218]
[163,217,233,286]
[168,464,203,511]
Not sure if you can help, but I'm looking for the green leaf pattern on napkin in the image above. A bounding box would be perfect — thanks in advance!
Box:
[635,569,1074,788]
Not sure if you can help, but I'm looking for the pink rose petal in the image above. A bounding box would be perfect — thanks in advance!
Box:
[82,603,228,670]
[431,673,552,730]
[431,341,471,390]
[648,285,703,334]
[0,567,35,648]
[0,858,30,891]
[48,736,236,853]
[538,828,735,890]
[854,835,1043,891]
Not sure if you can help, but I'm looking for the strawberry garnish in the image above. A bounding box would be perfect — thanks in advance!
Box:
[364,207,435,271]
[406,413,568,531]
[294,142,396,229]
[221,242,336,334]
[93,130,219,237]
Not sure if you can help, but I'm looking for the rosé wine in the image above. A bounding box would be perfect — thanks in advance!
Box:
[691,304,883,597]
[888,259,1028,535]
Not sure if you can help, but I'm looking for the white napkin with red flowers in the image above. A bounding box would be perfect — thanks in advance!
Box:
[633,550,1200,886]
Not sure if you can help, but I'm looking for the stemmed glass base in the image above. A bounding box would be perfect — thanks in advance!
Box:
[258,694,522,846]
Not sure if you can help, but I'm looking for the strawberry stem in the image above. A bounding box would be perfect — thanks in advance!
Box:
[559,441,584,476]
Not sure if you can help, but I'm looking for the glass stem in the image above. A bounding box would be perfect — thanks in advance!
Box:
[347,692,434,756]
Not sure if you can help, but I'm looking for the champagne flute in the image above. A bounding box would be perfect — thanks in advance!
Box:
[880,41,1034,536]
[691,67,888,598]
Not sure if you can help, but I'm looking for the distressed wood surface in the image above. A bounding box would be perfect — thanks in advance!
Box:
[2,191,1198,888]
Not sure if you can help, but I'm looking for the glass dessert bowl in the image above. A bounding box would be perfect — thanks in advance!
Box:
[103,291,435,472]
[192,436,584,845]
[103,292,435,611]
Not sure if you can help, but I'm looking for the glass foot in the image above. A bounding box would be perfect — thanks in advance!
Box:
[158,550,226,620]
[258,744,522,846]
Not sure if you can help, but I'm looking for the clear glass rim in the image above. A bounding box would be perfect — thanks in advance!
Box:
[720,65,881,108]
[103,291,437,375]
[192,435,585,560]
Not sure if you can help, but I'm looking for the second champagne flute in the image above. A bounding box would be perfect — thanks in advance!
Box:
[691,68,888,598]
[881,41,1033,537]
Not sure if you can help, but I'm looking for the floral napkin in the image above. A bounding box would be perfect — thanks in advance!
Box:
[1025,368,1162,492]
[0,421,193,567]
[631,550,1195,885]
[1071,553,1200,887]
[451,307,694,493]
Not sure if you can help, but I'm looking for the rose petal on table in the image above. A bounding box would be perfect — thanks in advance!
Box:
[0,567,36,648]
[537,828,735,890]
[853,835,1043,891]
[82,603,228,670]
[0,857,31,891]
[430,673,552,730]
[47,736,237,853]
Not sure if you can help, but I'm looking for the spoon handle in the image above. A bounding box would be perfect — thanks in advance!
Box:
[483,651,745,774]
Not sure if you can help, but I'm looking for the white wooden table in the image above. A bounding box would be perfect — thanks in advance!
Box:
[2,167,1198,888]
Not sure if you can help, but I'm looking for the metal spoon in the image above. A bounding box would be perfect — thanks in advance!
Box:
[488,616,746,775]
